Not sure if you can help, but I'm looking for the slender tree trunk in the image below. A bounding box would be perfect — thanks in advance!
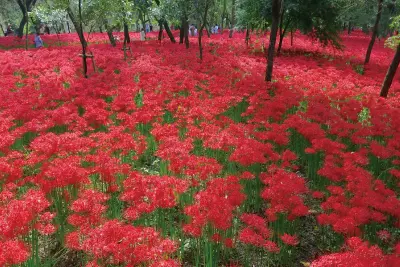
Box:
[245,25,250,46]
[0,23,5,36]
[99,26,103,33]
[104,21,116,46]
[290,29,293,46]
[278,22,290,55]
[67,7,87,47]
[183,17,189,49]
[205,23,211,37]
[24,0,28,50]
[266,0,282,81]
[158,20,163,41]
[347,21,351,35]
[124,23,130,44]
[364,0,383,64]
[229,0,236,38]
[18,16,27,37]
[16,0,36,38]
[277,7,289,56]
[380,44,400,97]
[221,0,227,34]
[199,31,203,59]
[179,21,184,44]
[277,31,284,56]
[68,1,88,78]
[199,1,210,60]
[79,0,88,78]
[66,20,71,33]
[163,20,176,43]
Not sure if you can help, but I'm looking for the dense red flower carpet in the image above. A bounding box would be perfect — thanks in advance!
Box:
[0,30,400,266]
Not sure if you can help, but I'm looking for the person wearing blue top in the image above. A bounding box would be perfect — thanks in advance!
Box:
[34,31,44,48]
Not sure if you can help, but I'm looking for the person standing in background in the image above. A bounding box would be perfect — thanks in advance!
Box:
[34,31,44,48]
[5,24,13,36]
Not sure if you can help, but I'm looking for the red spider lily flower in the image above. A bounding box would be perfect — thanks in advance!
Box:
[280,233,299,246]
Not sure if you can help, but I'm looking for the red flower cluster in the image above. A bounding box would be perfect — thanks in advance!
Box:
[184,176,245,236]
[67,220,179,266]
[311,237,400,267]
[121,172,189,220]
[261,169,309,221]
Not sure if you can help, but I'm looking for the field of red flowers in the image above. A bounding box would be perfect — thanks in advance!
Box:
[0,30,400,267]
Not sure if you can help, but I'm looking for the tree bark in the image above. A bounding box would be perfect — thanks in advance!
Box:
[266,0,282,81]
[205,22,211,37]
[277,7,290,56]
[199,1,210,60]
[66,20,71,33]
[290,29,293,46]
[158,20,163,41]
[124,23,130,43]
[67,1,88,78]
[16,0,36,38]
[0,23,5,36]
[183,17,189,49]
[364,0,383,65]
[179,21,184,44]
[105,21,116,47]
[245,25,250,46]
[380,44,400,97]
[229,0,236,38]
[25,0,28,50]
[163,20,176,43]
[67,7,87,48]
[221,0,227,33]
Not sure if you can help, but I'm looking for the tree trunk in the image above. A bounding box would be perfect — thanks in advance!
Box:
[364,0,383,65]
[199,30,203,59]
[277,5,289,56]
[277,32,284,56]
[79,0,87,78]
[67,7,87,48]
[205,23,211,37]
[229,0,236,38]
[179,21,184,44]
[0,23,5,36]
[158,20,163,41]
[68,1,88,78]
[380,44,400,97]
[124,23,130,44]
[245,25,250,46]
[163,20,176,43]
[199,1,210,60]
[347,21,351,35]
[105,22,116,47]
[266,0,282,82]
[221,0,227,34]
[290,29,293,46]
[183,18,189,49]
[17,16,27,38]
[66,20,71,33]
[16,0,36,38]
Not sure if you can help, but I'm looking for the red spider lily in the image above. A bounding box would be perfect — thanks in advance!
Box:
[121,172,189,220]
[311,237,400,267]
[184,176,245,235]
[280,233,299,246]
[66,220,178,266]
[261,169,309,221]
